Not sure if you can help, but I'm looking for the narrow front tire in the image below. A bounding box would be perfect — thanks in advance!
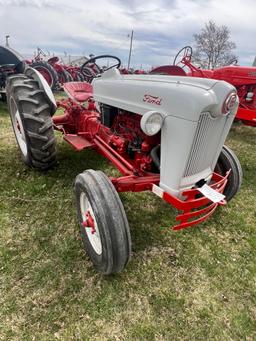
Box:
[74,170,131,274]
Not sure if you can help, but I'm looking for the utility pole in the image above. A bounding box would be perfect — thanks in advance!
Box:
[5,35,10,47]
[127,30,134,70]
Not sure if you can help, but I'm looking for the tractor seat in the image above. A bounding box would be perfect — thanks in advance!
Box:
[150,65,187,76]
[63,82,93,102]
[48,56,59,63]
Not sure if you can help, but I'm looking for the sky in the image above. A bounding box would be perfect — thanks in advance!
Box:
[0,0,255,69]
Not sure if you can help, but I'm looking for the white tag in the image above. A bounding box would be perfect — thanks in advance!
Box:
[198,184,225,203]
[152,184,164,198]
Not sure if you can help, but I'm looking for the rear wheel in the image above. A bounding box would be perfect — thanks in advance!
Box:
[215,145,242,201]
[65,70,73,82]
[81,66,96,83]
[58,70,69,85]
[75,71,85,82]
[6,74,56,170]
[74,170,131,274]
[31,61,59,90]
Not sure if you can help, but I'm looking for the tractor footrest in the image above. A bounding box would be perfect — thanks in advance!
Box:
[64,134,94,151]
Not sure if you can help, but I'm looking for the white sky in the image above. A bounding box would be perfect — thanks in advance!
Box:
[0,0,255,68]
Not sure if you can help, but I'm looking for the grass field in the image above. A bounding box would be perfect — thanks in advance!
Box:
[0,98,255,340]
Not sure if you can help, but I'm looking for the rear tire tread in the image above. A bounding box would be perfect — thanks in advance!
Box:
[6,75,56,170]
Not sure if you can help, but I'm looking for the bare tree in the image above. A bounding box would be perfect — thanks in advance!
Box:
[193,20,237,69]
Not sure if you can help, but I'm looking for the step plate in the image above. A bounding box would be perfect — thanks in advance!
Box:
[64,134,94,151]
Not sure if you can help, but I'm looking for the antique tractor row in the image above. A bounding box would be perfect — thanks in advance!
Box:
[6,62,242,274]
[26,48,86,90]
[150,46,256,127]
[27,49,124,90]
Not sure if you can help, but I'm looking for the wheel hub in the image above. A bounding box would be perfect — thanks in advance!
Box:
[82,211,96,234]
[12,106,28,157]
[79,192,102,255]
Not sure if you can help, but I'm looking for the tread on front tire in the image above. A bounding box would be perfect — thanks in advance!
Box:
[6,74,56,170]
[74,170,132,274]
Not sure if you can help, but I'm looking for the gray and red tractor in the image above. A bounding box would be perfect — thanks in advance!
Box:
[6,59,242,274]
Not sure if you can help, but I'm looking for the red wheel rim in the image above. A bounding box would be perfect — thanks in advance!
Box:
[34,66,53,87]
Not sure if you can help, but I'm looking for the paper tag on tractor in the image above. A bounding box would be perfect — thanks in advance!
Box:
[198,184,225,203]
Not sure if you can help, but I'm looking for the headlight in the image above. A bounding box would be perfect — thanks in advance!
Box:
[140,111,164,136]
[222,91,237,115]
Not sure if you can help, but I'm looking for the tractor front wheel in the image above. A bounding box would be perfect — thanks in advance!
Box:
[215,145,243,201]
[7,74,56,170]
[74,170,131,274]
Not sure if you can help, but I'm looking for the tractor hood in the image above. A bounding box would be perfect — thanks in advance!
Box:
[0,45,24,66]
[92,69,237,121]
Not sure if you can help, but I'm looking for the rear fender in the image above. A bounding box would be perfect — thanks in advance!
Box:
[25,66,57,115]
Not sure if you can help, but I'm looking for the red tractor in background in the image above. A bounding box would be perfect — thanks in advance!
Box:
[47,56,85,84]
[79,54,122,83]
[27,48,87,89]
[150,46,256,127]
[26,48,59,90]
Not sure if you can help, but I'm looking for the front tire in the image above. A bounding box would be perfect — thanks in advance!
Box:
[74,170,131,274]
[215,145,243,201]
[6,74,56,170]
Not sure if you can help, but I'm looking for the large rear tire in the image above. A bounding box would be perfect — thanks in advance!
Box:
[74,170,131,274]
[215,145,242,201]
[31,61,59,90]
[58,69,73,85]
[6,74,56,170]
[75,71,85,82]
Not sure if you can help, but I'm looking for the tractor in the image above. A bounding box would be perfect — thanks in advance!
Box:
[80,54,122,83]
[0,45,25,101]
[47,56,85,85]
[6,61,242,274]
[150,46,256,127]
[26,48,59,90]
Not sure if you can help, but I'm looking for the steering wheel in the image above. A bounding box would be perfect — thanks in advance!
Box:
[173,46,193,68]
[229,58,238,66]
[81,54,121,75]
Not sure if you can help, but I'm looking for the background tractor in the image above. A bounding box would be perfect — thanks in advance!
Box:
[0,45,25,101]
[26,48,59,90]
[150,46,256,127]
[80,54,122,83]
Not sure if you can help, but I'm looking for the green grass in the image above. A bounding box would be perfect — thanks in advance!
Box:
[0,99,256,340]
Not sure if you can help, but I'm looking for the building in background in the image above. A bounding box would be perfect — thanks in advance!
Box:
[60,55,88,66]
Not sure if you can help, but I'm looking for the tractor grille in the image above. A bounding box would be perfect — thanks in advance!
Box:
[183,112,227,177]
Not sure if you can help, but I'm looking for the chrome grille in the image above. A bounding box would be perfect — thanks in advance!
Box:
[183,112,227,177]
